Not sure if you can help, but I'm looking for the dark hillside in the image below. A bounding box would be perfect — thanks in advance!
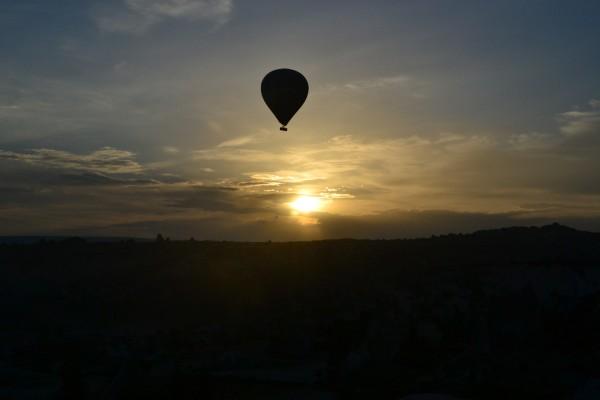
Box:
[1,224,600,399]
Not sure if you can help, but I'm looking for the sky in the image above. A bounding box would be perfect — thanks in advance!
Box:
[1,0,600,240]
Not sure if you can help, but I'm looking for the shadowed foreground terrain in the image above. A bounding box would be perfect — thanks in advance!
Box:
[2,224,600,399]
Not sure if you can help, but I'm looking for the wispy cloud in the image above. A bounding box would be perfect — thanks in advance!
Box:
[559,99,600,137]
[95,0,233,34]
[162,146,180,154]
[217,136,257,148]
[343,75,411,90]
[0,147,143,174]
[193,148,285,163]
[2,97,600,238]
[314,74,427,99]
[509,132,557,150]
[237,172,326,188]
[189,96,600,215]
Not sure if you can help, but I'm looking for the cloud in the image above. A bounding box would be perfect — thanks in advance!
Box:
[217,135,257,148]
[56,172,160,186]
[189,96,600,215]
[237,172,325,188]
[0,76,168,143]
[314,75,425,98]
[95,0,233,34]
[189,133,515,216]
[2,96,600,239]
[162,146,180,154]
[193,148,284,163]
[0,147,143,174]
[509,132,557,150]
[559,99,600,137]
[127,0,232,19]
[343,75,411,91]
[162,185,244,211]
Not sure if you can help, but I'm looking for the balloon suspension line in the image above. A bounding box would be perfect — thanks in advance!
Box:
[280,126,288,132]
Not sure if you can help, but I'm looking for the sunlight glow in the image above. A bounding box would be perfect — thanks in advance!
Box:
[290,196,321,213]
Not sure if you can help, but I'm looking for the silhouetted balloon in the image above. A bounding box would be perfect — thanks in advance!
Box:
[261,69,309,132]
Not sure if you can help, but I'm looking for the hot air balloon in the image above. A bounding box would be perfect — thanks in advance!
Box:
[261,69,309,132]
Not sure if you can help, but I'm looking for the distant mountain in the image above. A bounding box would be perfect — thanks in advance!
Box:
[423,223,600,244]
[470,222,592,238]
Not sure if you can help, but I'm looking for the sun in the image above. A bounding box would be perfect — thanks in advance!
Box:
[290,196,321,213]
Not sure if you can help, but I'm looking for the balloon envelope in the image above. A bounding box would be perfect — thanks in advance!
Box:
[261,69,309,130]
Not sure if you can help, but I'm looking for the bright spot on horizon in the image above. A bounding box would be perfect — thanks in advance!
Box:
[290,196,322,213]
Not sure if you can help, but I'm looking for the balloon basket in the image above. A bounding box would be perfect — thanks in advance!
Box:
[280,127,288,132]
